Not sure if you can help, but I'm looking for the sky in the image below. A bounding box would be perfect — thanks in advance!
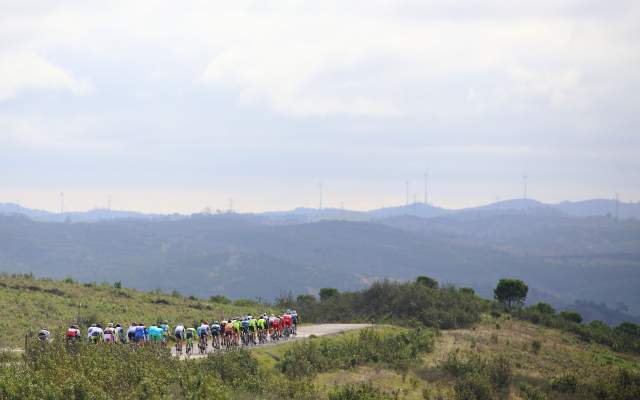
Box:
[1,0,639,213]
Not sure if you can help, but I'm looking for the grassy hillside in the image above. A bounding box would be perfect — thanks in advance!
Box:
[300,318,640,399]
[0,273,262,348]
[2,274,640,398]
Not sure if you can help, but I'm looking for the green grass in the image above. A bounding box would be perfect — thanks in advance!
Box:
[0,274,268,348]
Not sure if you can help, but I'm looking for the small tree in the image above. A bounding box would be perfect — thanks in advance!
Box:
[494,279,528,311]
[416,275,439,289]
[113,281,122,289]
[319,288,339,301]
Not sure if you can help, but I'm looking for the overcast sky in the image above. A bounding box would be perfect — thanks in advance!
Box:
[1,0,639,213]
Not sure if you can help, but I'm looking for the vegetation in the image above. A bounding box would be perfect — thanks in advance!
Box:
[278,328,434,378]
[0,273,263,348]
[493,279,528,311]
[516,302,640,354]
[285,277,487,330]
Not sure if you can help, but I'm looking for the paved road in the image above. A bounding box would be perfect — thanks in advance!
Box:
[171,323,371,359]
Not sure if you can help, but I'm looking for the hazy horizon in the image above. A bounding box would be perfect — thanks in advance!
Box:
[1,191,636,215]
[2,1,639,213]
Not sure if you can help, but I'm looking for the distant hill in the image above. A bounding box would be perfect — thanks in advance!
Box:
[3,198,639,222]
[0,203,167,222]
[0,213,639,324]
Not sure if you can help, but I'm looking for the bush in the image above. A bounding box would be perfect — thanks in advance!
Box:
[319,288,339,301]
[278,328,434,378]
[209,295,231,304]
[518,383,547,400]
[531,339,542,354]
[416,276,439,289]
[297,280,486,330]
[233,298,258,307]
[487,355,511,389]
[454,373,493,400]
[531,303,555,315]
[559,311,582,324]
[329,382,391,400]
[549,374,577,393]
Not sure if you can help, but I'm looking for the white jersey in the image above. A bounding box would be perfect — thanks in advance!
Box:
[127,325,137,337]
[87,326,95,338]
[91,327,104,338]
[175,325,185,335]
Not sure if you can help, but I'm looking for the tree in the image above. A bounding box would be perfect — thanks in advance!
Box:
[494,279,528,311]
[319,288,339,301]
[416,275,438,289]
[113,281,122,289]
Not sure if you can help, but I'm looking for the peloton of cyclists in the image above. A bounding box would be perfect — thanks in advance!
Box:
[36,309,300,351]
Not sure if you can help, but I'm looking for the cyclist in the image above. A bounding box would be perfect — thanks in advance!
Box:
[38,327,51,343]
[127,322,137,343]
[291,309,299,334]
[197,320,210,353]
[90,323,104,344]
[223,320,233,347]
[248,316,258,344]
[148,324,163,344]
[103,322,116,343]
[282,311,292,338]
[240,317,251,345]
[66,324,81,343]
[115,323,126,344]
[134,323,146,344]
[257,315,267,343]
[211,321,221,349]
[175,323,185,352]
[185,326,197,355]
[232,318,241,346]
[160,320,170,346]
[269,314,280,340]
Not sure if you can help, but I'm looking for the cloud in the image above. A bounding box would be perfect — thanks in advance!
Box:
[0,52,92,101]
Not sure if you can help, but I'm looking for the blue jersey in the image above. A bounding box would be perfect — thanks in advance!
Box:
[211,324,221,334]
[241,320,250,329]
[134,326,145,340]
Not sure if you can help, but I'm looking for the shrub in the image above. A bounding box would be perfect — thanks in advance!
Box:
[319,288,339,301]
[209,295,231,304]
[416,276,439,289]
[233,298,258,307]
[531,303,555,315]
[531,339,542,354]
[559,311,582,324]
[487,355,512,389]
[549,374,577,393]
[278,328,434,378]
[454,373,493,400]
[329,382,391,400]
[518,383,547,400]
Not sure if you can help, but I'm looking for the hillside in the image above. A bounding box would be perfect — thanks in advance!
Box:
[297,317,640,399]
[1,214,639,323]
[0,273,260,348]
